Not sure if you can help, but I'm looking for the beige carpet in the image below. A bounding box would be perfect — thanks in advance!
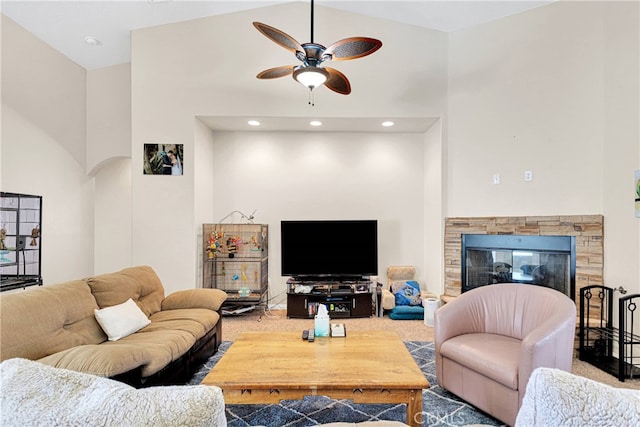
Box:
[222,308,640,390]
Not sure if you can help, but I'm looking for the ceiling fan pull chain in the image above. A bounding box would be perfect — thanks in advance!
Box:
[308,89,315,106]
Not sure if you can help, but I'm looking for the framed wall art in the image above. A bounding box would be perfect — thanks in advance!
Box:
[143,144,183,175]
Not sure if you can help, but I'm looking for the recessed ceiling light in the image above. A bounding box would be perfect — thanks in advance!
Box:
[310,121,322,127]
[382,121,395,127]
[84,36,102,46]
[247,120,261,126]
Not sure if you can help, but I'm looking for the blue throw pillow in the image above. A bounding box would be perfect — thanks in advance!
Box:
[394,280,422,306]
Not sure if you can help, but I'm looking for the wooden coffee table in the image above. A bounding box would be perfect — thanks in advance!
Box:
[202,330,429,427]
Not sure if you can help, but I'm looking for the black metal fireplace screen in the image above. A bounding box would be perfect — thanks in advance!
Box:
[461,234,576,299]
[579,285,640,381]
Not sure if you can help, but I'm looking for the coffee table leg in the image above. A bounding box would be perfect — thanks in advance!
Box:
[406,389,422,427]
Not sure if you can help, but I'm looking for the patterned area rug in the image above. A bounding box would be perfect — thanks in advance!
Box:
[189,341,504,427]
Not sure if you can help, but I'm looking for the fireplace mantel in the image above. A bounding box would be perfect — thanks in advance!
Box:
[444,215,604,302]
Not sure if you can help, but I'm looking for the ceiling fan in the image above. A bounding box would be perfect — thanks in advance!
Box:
[253,0,382,102]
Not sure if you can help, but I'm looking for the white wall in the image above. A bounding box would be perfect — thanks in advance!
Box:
[1,105,95,283]
[87,63,133,275]
[423,120,444,295]
[1,15,94,283]
[93,157,132,275]
[447,1,639,292]
[130,3,447,295]
[194,118,216,288]
[3,1,636,299]
[87,63,131,175]
[209,131,427,303]
[1,15,86,169]
[601,3,640,292]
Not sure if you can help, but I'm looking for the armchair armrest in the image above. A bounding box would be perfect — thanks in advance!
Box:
[519,310,576,394]
[161,289,227,312]
[434,295,481,351]
[381,288,396,310]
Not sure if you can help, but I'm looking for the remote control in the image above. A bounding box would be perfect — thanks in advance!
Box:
[302,330,309,340]
[307,329,315,342]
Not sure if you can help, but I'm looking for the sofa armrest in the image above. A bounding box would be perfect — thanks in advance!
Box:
[161,289,227,312]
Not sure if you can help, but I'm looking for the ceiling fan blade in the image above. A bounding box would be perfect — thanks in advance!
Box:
[324,67,351,95]
[253,22,304,55]
[256,66,295,79]
[323,37,382,61]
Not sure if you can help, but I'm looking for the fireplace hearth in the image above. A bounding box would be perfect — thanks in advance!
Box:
[461,234,576,299]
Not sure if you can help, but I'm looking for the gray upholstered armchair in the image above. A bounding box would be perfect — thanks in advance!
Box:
[434,283,576,426]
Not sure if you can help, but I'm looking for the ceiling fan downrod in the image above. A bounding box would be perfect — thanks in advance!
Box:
[310,0,315,44]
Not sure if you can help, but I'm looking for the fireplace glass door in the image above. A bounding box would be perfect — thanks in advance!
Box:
[462,234,576,299]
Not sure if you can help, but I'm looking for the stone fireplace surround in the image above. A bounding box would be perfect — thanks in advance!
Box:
[444,215,604,302]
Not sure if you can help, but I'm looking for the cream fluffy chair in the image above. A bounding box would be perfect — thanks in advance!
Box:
[381,266,417,311]
[382,266,435,320]
[434,283,576,426]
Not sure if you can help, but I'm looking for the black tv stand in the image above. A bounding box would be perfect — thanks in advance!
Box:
[286,278,373,318]
[293,275,366,283]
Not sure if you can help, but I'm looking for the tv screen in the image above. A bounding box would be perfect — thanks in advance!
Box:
[281,220,378,279]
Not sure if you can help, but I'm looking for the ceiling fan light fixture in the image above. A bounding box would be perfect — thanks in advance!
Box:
[293,67,328,90]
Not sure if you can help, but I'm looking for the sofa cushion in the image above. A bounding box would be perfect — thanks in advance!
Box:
[0,280,106,361]
[0,358,226,427]
[86,265,164,316]
[147,308,220,339]
[112,329,198,377]
[440,333,520,390]
[37,343,153,377]
[388,305,424,320]
[94,298,151,341]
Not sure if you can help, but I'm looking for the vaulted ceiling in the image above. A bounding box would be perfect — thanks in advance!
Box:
[2,1,554,70]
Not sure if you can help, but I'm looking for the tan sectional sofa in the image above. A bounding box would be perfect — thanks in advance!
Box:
[0,265,227,387]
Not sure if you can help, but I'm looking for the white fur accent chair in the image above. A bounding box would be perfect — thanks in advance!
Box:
[0,358,226,427]
[515,367,640,426]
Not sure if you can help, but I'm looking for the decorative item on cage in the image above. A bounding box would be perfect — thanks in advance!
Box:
[251,234,262,251]
[226,236,240,258]
[207,230,223,259]
[0,226,6,250]
[30,225,40,246]
[241,264,248,284]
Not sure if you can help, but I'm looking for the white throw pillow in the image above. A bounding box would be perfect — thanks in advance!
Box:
[94,298,150,341]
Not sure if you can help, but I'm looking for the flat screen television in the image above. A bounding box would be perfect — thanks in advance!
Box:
[280,220,378,280]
